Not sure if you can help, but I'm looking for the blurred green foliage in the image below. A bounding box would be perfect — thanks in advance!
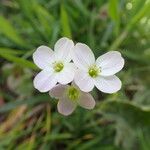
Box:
[0,0,150,149]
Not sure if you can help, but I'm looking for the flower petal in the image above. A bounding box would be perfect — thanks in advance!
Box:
[96,51,124,76]
[49,84,68,98]
[74,70,94,92]
[94,75,121,93]
[57,63,76,84]
[72,43,95,70]
[33,70,57,92]
[33,46,54,69]
[54,37,74,62]
[78,92,95,109]
[57,97,77,116]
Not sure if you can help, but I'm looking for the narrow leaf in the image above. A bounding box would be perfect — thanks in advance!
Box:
[0,95,49,113]
[0,16,26,47]
[0,48,24,55]
[108,0,120,34]
[100,100,150,129]
[0,52,37,70]
[60,4,72,38]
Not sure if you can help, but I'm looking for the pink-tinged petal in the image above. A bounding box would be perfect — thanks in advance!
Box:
[78,92,95,109]
[49,84,68,98]
[96,51,124,76]
[33,70,57,92]
[72,43,95,70]
[57,63,76,84]
[33,46,54,69]
[54,37,74,62]
[74,69,94,92]
[94,75,121,93]
[57,98,77,116]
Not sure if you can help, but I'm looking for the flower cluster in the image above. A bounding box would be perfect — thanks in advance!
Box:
[33,37,124,116]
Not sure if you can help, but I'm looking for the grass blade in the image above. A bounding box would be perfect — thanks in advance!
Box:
[0,95,50,113]
[0,52,37,70]
[0,16,26,47]
[108,0,120,35]
[60,4,72,38]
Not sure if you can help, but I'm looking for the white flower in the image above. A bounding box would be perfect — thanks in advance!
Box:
[33,37,76,92]
[72,43,125,93]
[49,83,96,116]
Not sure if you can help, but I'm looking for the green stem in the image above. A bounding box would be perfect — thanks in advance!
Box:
[109,29,128,50]
[109,1,150,50]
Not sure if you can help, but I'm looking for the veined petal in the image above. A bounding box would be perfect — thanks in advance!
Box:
[72,43,95,70]
[54,37,74,62]
[74,69,94,92]
[78,92,95,109]
[57,63,76,84]
[96,51,124,76]
[49,84,68,98]
[57,97,77,116]
[33,70,57,92]
[33,46,54,69]
[94,75,121,93]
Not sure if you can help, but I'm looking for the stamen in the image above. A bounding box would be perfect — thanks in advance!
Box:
[53,62,64,72]
[88,65,100,78]
[67,86,80,101]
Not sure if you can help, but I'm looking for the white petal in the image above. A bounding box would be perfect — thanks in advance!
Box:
[74,70,94,92]
[49,84,68,98]
[57,63,76,84]
[33,70,57,92]
[78,92,95,109]
[96,51,124,76]
[94,75,121,93]
[33,46,54,69]
[57,97,77,116]
[72,43,95,70]
[54,37,74,62]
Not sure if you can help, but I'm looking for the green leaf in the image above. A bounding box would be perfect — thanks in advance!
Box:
[127,1,150,31]
[108,0,119,21]
[108,0,120,35]
[130,0,147,18]
[137,129,150,150]
[0,52,37,70]
[44,133,71,141]
[73,0,89,16]
[109,1,150,49]
[32,3,54,38]
[17,0,33,18]
[0,95,50,113]
[99,100,150,129]
[17,0,48,42]
[0,48,24,55]
[60,4,72,38]
[0,16,26,47]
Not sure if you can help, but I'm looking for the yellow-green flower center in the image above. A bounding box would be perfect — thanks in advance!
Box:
[88,65,100,78]
[53,62,64,72]
[67,86,80,101]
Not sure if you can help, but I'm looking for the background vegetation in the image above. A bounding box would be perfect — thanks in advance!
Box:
[0,0,150,149]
